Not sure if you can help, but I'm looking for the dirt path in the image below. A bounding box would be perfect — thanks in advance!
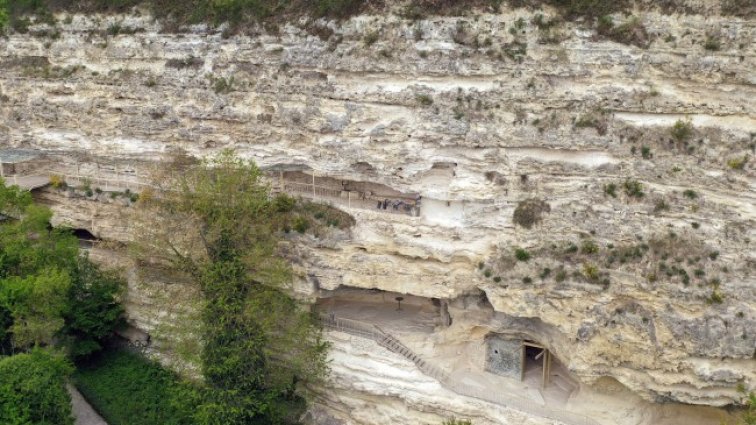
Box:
[67,384,108,425]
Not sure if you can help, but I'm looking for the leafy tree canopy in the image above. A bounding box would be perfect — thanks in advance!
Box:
[0,348,75,425]
[135,151,328,424]
[0,178,122,356]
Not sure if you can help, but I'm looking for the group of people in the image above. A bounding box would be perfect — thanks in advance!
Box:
[376,198,419,214]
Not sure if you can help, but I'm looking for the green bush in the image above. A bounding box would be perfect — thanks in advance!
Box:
[596,15,649,48]
[416,94,433,106]
[653,198,669,213]
[363,30,379,46]
[74,350,197,425]
[555,269,567,282]
[727,156,748,170]
[670,119,693,143]
[582,263,599,280]
[703,35,721,51]
[273,193,296,213]
[623,179,644,198]
[604,183,617,198]
[293,216,310,233]
[0,348,74,425]
[574,109,607,135]
[513,198,550,229]
[706,290,724,305]
[682,189,698,199]
[581,240,599,254]
[514,248,531,261]
[210,75,234,94]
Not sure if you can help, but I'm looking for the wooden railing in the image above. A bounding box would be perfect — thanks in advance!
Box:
[319,313,600,425]
[48,172,156,192]
[276,181,420,217]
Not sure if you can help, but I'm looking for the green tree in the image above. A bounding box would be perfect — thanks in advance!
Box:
[0,268,71,350]
[134,151,327,424]
[0,348,74,425]
[62,257,124,358]
[0,178,122,356]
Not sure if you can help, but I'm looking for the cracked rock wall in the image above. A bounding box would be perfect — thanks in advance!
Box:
[1,3,754,422]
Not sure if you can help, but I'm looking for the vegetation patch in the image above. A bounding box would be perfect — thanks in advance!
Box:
[721,0,756,17]
[74,350,197,425]
[596,15,650,48]
[514,247,531,261]
[623,179,644,198]
[0,178,124,423]
[166,56,204,69]
[574,109,608,135]
[513,198,550,229]
[0,348,74,425]
[727,156,748,170]
[604,182,617,198]
[22,63,82,79]
[416,94,434,106]
[703,34,721,51]
[670,119,694,143]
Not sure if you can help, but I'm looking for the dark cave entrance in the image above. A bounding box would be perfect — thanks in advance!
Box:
[522,341,551,388]
[72,228,100,248]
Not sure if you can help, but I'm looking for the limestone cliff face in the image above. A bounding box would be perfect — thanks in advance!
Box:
[1,4,754,424]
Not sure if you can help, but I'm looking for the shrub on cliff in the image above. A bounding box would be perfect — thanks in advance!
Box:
[514,248,531,261]
[513,198,550,229]
[623,179,644,198]
[670,119,693,143]
[596,15,650,48]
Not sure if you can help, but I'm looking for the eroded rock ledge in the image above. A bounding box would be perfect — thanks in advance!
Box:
[2,4,754,424]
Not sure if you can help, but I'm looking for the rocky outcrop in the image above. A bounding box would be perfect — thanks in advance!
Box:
[2,3,754,423]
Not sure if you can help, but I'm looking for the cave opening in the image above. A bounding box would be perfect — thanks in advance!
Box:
[522,341,550,387]
[71,228,100,248]
[316,287,445,335]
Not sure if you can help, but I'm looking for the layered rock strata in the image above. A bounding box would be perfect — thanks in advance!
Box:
[1,5,754,424]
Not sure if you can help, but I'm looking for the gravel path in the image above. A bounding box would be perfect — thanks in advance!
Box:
[67,384,109,425]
